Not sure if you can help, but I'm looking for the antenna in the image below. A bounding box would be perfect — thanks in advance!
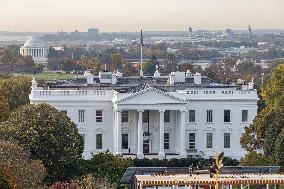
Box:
[248,25,253,40]
[188,27,193,38]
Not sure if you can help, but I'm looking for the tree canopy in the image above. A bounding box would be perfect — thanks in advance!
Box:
[0,104,84,183]
[240,64,284,167]
[0,140,45,189]
[0,76,31,111]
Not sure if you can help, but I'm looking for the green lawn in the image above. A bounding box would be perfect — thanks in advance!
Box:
[12,72,77,81]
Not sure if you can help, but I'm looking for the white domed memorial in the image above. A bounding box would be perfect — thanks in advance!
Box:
[20,37,49,64]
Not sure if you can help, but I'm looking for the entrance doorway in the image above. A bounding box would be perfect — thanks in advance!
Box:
[143,139,149,154]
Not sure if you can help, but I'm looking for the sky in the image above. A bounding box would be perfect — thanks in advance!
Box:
[0,0,283,32]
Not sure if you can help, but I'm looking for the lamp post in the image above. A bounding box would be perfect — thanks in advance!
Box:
[261,73,264,85]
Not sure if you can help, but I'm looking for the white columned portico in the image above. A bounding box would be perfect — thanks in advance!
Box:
[137,110,144,159]
[115,110,122,155]
[158,110,165,160]
[180,110,187,158]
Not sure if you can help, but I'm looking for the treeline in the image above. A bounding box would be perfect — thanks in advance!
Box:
[0,45,43,74]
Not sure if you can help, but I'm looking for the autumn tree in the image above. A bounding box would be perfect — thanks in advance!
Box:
[144,56,158,76]
[0,76,31,111]
[0,104,84,183]
[240,64,284,167]
[163,53,177,75]
[0,140,45,189]
[111,53,124,70]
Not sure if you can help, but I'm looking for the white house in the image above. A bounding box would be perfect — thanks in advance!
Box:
[29,70,258,160]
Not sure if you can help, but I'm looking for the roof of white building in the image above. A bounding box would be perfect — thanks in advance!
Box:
[23,37,47,48]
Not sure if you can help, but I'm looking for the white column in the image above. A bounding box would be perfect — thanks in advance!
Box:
[137,110,144,159]
[158,110,165,159]
[115,110,122,155]
[180,110,187,158]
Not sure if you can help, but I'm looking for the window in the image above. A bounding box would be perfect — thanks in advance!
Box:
[206,133,213,148]
[96,134,102,149]
[122,134,129,149]
[188,110,195,122]
[60,110,67,115]
[96,110,103,122]
[224,110,230,122]
[188,133,196,150]
[78,110,85,123]
[164,133,170,149]
[206,110,213,122]
[164,110,170,123]
[242,110,248,122]
[143,111,149,123]
[122,111,129,123]
[224,133,230,148]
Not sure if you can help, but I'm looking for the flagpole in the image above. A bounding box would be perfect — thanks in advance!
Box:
[216,146,219,189]
[140,29,143,77]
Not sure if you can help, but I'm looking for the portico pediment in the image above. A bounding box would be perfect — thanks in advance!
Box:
[116,87,186,105]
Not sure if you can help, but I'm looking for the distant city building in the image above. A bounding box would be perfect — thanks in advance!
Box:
[20,37,49,64]
[30,70,258,160]
[88,28,99,34]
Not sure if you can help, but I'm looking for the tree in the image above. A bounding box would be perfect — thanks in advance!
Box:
[82,153,133,187]
[59,58,79,72]
[163,53,177,75]
[144,56,158,76]
[261,64,284,108]
[111,53,124,70]
[275,129,284,170]
[240,64,284,167]
[0,95,10,123]
[0,104,84,183]
[0,140,45,189]
[240,151,274,166]
[0,76,31,111]
[50,174,115,189]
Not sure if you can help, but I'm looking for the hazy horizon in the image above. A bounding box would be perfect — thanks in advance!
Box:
[0,0,284,32]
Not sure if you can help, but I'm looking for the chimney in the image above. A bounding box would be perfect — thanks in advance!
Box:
[194,73,201,85]
[169,73,175,85]
[186,70,193,78]
[84,70,94,85]
[154,70,161,78]
[248,78,254,90]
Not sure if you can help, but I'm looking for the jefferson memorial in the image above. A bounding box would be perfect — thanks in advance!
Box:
[20,37,49,64]
[29,70,258,160]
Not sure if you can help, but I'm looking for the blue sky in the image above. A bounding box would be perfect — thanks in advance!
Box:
[0,0,283,32]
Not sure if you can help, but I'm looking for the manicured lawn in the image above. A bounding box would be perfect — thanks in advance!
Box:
[12,72,77,81]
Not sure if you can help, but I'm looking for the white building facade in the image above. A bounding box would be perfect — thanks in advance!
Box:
[29,70,258,160]
[20,37,49,64]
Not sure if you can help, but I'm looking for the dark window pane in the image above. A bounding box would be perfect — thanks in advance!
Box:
[122,111,129,122]
[188,133,195,149]
[207,110,213,122]
[122,134,128,149]
[164,133,170,149]
[164,110,170,122]
[224,110,230,122]
[189,110,195,122]
[224,133,230,148]
[242,110,248,122]
[96,110,103,122]
[96,134,102,149]
[206,133,213,148]
[143,111,149,123]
